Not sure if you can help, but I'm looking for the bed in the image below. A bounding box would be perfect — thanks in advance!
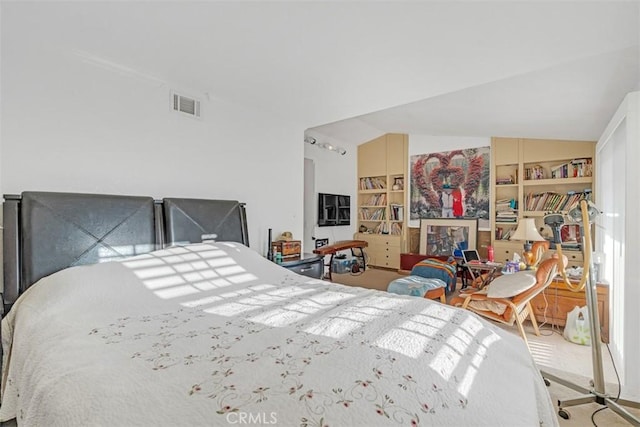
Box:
[1,192,558,426]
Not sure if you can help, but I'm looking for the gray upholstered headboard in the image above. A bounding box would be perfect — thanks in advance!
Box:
[2,192,159,311]
[162,198,248,247]
[2,192,249,312]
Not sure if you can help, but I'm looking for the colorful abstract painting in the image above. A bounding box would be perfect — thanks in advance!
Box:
[410,147,491,229]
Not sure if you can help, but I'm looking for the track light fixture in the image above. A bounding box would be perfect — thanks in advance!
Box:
[304,136,346,155]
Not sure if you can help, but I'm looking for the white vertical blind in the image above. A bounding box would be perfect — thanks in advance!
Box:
[596,91,639,401]
[597,120,626,357]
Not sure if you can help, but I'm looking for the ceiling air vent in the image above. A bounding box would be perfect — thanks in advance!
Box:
[172,92,201,118]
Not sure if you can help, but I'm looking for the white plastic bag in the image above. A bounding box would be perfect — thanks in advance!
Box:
[563,306,591,346]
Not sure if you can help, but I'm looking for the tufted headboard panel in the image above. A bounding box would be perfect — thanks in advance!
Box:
[162,198,248,247]
[3,192,159,311]
[2,192,250,312]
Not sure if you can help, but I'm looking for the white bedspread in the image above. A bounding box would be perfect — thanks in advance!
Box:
[1,243,557,426]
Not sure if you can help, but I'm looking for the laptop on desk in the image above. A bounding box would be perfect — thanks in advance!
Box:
[462,249,481,264]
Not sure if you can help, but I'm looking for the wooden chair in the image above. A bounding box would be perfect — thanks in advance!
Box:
[450,256,566,349]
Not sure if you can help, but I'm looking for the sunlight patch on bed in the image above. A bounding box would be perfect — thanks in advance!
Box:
[305,294,411,339]
[356,294,411,310]
[428,316,494,383]
[429,343,462,381]
[181,295,224,308]
[373,328,432,358]
[205,293,285,316]
[171,252,209,261]
[248,308,309,327]
[226,273,257,284]
[396,317,443,339]
[181,271,213,283]
[209,277,232,287]
[458,331,501,397]
[100,244,154,259]
[422,302,458,321]
[121,257,164,269]
[219,288,253,298]
[402,312,447,333]
[195,285,315,317]
[162,255,192,264]
[206,257,237,268]
[189,280,221,291]
[216,265,246,276]
[130,266,177,279]
[263,286,318,298]
[198,270,220,280]
[189,248,228,258]
[188,261,212,271]
[304,290,356,307]
[208,302,264,317]
[245,289,328,326]
[247,284,277,292]
[457,364,478,398]
[142,275,186,290]
[457,314,485,338]
[154,285,201,299]
[305,317,366,338]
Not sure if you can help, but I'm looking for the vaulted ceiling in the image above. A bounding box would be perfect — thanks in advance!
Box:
[3,1,638,144]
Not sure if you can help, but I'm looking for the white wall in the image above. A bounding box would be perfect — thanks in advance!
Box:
[0,29,306,264]
[303,135,357,252]
[596,91,639,401]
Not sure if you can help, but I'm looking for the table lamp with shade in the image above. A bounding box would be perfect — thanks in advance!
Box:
[510,218,546,269]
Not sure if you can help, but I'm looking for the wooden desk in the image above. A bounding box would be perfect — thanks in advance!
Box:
[531,278,609,343]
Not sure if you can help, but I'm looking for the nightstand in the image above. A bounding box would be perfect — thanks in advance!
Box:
[280,253,324,279]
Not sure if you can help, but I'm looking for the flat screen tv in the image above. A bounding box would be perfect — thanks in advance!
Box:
[318,193,350,226]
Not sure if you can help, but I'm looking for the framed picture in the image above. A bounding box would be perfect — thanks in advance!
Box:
[419,218,478,257]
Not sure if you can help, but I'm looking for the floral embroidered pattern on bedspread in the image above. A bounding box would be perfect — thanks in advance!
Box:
[89,302,476,425]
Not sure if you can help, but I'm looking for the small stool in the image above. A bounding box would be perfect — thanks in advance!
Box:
[387,276,447,303]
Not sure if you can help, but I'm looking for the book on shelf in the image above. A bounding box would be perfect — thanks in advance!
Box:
[373,222,390,234]
[390,222,403,235]
[496,176,514,185]
[359,207,385,220]
[550,158,593,179]
[495,226,516,240]
[524,189,591,212]
[365,193,386,206]
[359,177,386,190]
[389,203,404,221]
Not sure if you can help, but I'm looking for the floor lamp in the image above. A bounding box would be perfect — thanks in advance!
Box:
[541,200,640,425]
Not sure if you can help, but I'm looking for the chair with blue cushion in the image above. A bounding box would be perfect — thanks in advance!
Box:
[387,257,458,303]
[408,258,458,294]
[387,275,447,303]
